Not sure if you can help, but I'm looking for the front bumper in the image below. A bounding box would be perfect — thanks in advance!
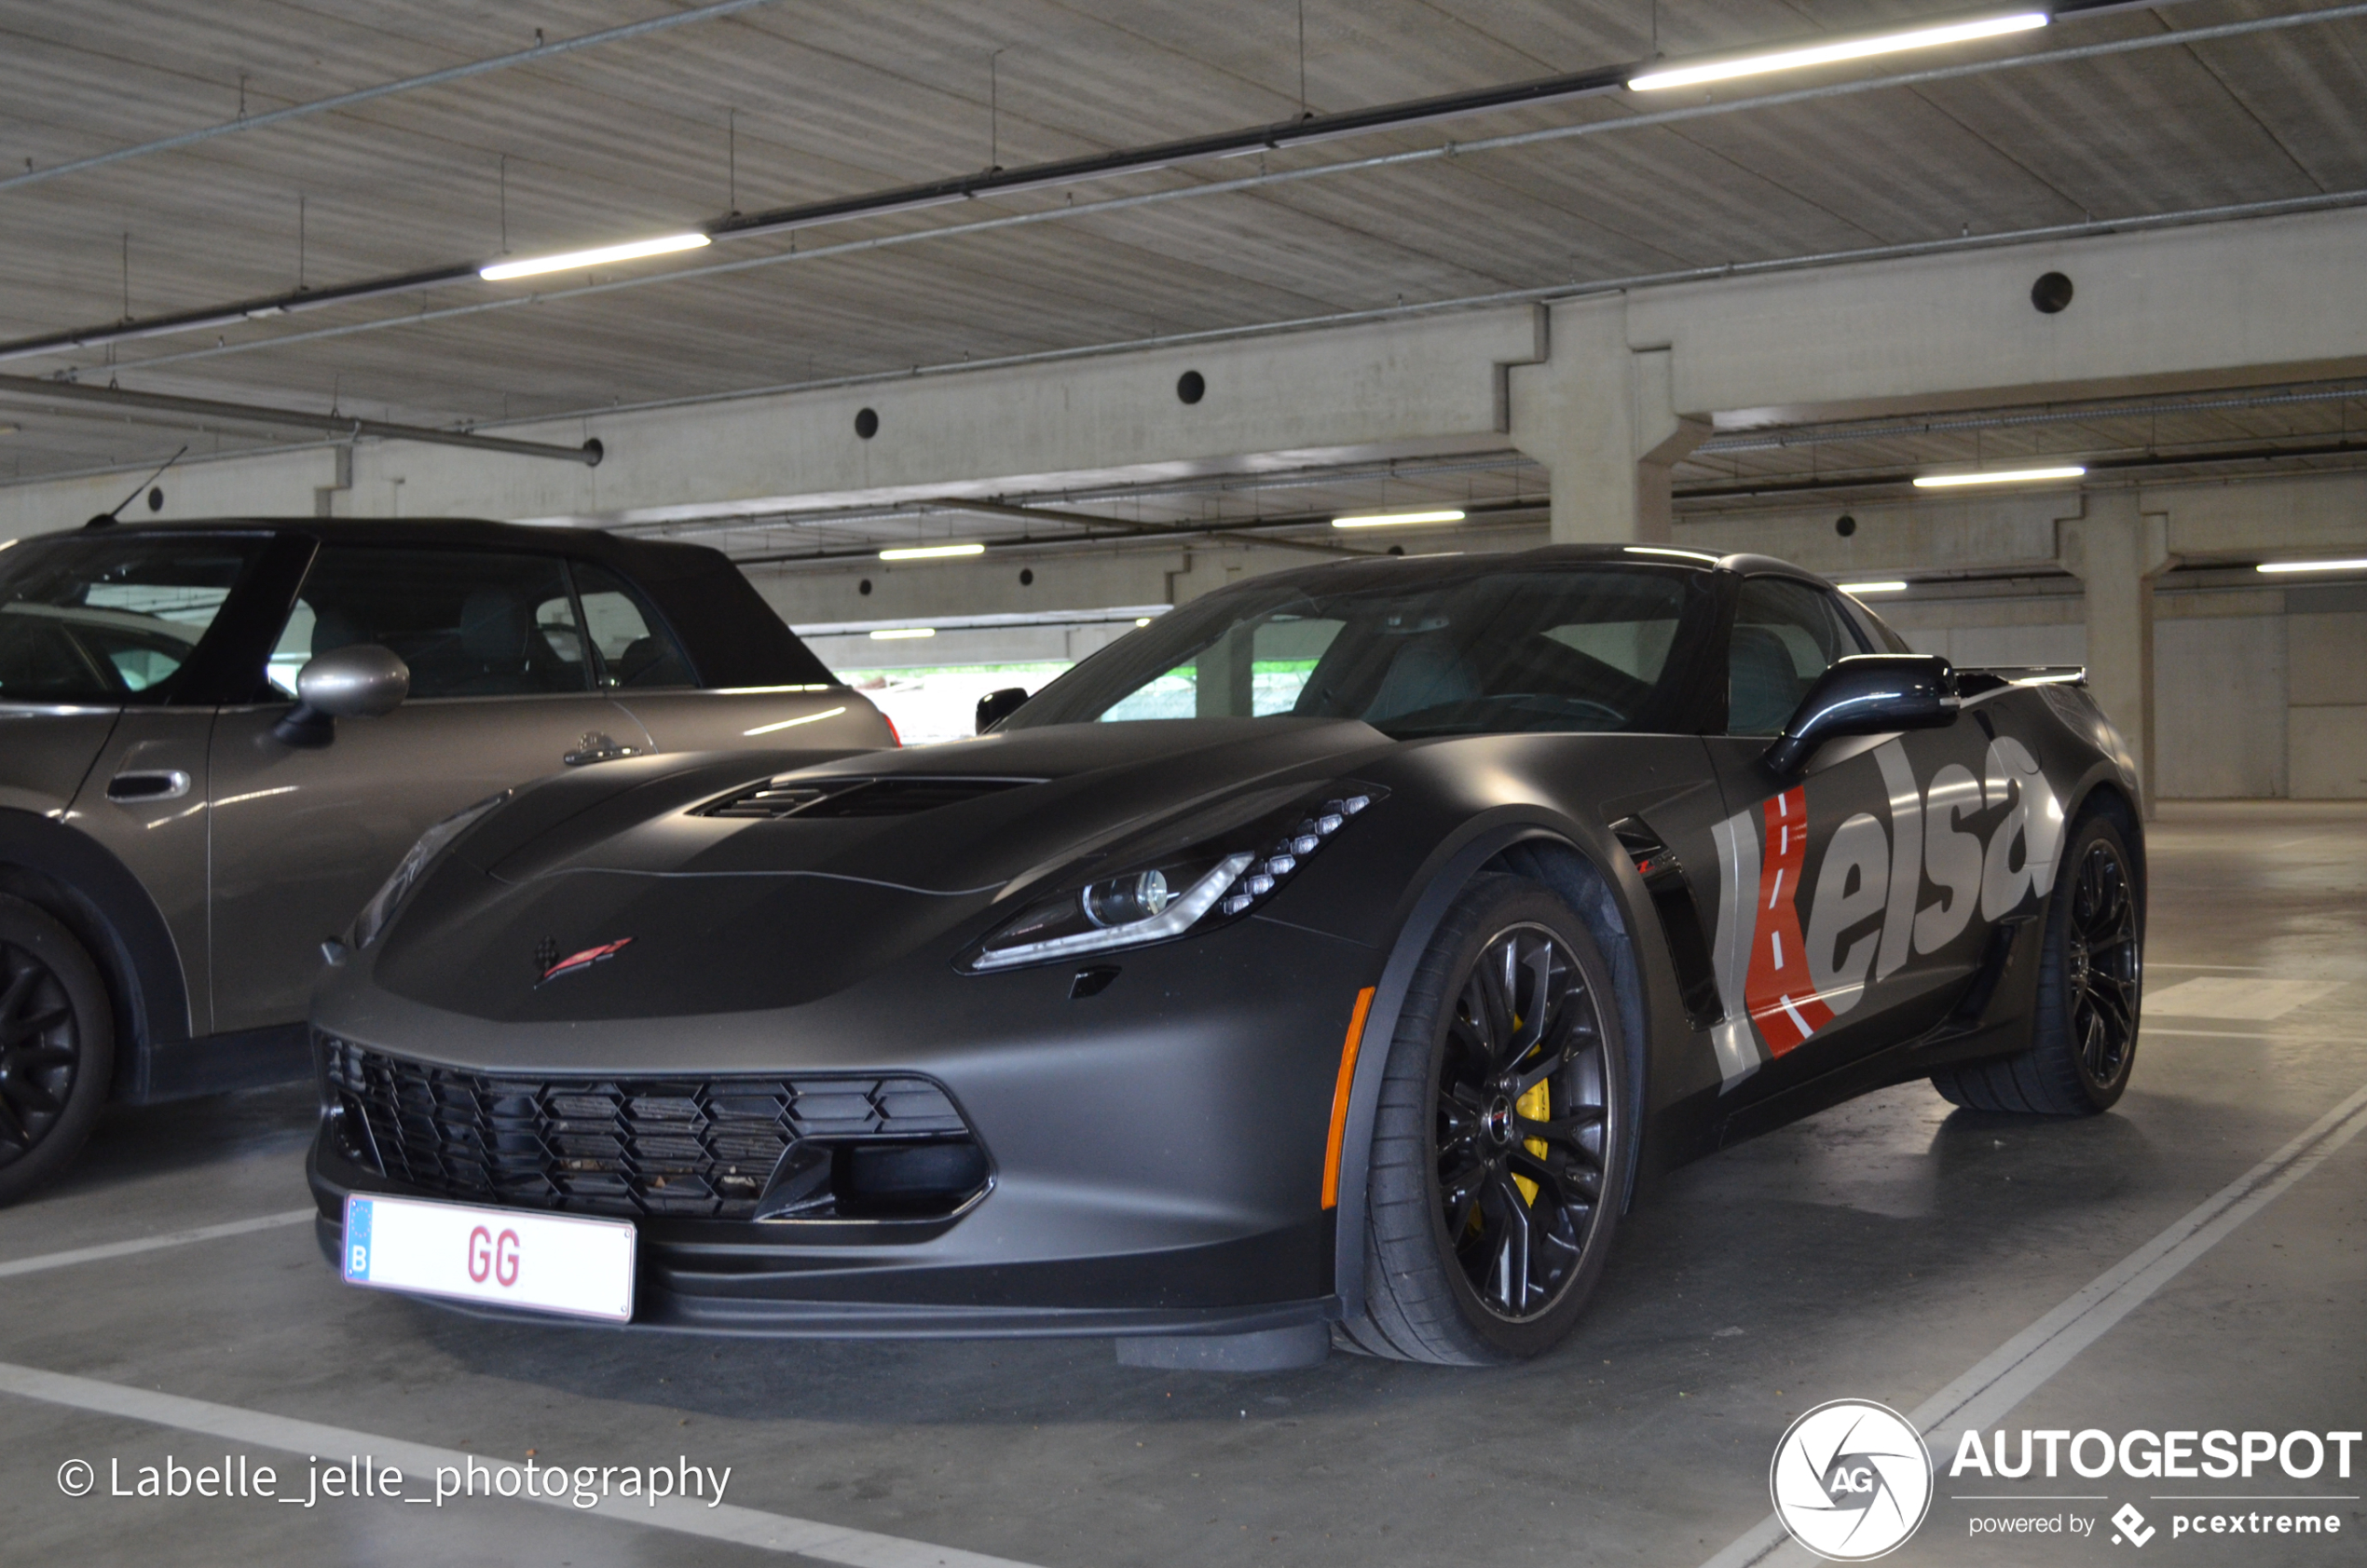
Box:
[307,909,1377,1337]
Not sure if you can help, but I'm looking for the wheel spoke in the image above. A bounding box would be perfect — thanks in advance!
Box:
[1490,1172,1534,1310]
[1515,1107,1604,1145]
[0,966,38,1037]
[0,1076,62,1117]
[0,1096,30,1152]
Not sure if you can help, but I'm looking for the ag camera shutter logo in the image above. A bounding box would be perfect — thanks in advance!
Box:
[1770,1399,1935,1561]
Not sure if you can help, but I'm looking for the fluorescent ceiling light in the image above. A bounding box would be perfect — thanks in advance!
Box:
[878,542,986,561]
[1629,11,2048,91]
[480,232,709,281]
[1912,465,2087,488]
[1331,508,1466,528]
[2257,557,2367,574]
[1623,545,1721,561]
[869,626,937,640]
[1135,617,1152,626]
[1840,580,1909,594]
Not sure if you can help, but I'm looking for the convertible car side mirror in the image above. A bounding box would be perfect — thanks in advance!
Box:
[1761,654,1958,776]
[275,644,411,747]
[976,687,1030,734]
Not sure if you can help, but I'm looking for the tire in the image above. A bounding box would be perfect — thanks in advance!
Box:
[1932,811,2142,1116]
[0,893,115,1205]
[1339,873,1634,1365]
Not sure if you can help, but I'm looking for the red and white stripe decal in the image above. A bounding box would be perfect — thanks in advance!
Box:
[1741,787,1832,1056]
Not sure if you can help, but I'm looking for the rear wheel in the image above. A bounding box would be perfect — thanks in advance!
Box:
[0,894,114,1205]
[1932,812,2142,1116]
[1341,874,1633,1365]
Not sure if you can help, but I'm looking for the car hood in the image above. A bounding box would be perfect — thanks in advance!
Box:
[364,716,1394,1021]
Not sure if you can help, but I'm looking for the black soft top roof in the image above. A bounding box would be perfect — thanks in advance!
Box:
[48,516,835,690]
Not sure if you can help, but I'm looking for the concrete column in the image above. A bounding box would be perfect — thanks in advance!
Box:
[1508,297,1709,544]
[2060,492,2176,815]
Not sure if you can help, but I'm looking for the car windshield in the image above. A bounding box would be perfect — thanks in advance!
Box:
[0,533,261,705]
[1010,564,1717,738]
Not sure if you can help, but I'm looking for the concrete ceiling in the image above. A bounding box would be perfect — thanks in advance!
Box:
[3,0,2364,496]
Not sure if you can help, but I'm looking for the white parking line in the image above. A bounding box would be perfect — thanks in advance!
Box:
[0,1359,1046,1568]
[0,1209,317,1280]
[1701,1076,2367,1568]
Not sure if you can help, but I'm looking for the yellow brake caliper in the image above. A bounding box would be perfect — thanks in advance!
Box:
[1512,1074,1550,1207]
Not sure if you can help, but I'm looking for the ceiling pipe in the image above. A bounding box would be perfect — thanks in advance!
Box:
[0,375,604,464]
[0,0,2248,370]
[706,496,1548,567]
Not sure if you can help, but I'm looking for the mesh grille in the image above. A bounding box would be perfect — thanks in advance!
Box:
[321,1037,971,1220]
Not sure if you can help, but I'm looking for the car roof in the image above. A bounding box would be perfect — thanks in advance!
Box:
[1207,542,1835,593]
[48,515,737,583]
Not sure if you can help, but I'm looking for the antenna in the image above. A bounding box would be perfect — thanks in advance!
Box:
[86,444,188,527]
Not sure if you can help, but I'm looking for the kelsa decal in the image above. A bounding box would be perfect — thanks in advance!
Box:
[1707,736,2064,1087]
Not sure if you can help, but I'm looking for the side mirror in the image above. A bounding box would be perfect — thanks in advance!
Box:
[275,644,410,747]
[1761,654,1957,776]
[976,687,1030,734]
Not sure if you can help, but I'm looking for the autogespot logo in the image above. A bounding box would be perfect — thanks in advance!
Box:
[1771,1399,1936,1561]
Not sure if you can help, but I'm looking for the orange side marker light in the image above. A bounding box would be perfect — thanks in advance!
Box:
[1320,987,1377,1209]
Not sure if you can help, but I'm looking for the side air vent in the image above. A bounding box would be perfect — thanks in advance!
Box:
[700,776,1036,820]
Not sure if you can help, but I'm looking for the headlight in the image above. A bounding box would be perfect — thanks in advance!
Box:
[349,792,509,949]
[965,785,1380,972]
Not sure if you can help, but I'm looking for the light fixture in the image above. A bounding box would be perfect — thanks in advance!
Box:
[480,232,709,281]
[869,626,936,640]
[742,705,848,736]
[1912,465,2087,488]
[1330,508,1466,528]
[1628,10,2048,92]
[878,542,986,561]
[1623,545,1721,562]
[1134,617,1152,627]
[1840,580,1909,594]
[2257,557,2367,575]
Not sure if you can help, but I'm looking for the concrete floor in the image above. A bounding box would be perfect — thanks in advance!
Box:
[3,801,2360,1567]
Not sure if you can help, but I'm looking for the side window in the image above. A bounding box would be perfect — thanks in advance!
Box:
[0,536,257,705]
[269,547,590,700]
[1727,578,1867,736]
[1099,614,1344,720]
[571,563,695,689]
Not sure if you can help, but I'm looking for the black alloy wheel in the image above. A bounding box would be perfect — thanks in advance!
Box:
[1344,874,1632,1364]
[0,895,113,1204]
[1434,920,1610,1321]
[2063,836,2141,1092]
[1932,811,2143,1117]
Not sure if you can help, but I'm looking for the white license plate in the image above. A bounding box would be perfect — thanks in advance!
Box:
[342,1194,636,1323]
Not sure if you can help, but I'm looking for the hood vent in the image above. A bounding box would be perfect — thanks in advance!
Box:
[701,775,1036,821]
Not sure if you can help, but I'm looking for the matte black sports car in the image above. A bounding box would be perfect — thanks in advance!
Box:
[308,546,2145,1367]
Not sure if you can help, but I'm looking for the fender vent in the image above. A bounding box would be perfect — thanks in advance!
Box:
[701,775,1035,820]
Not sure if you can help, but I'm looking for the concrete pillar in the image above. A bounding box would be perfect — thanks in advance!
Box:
[1508,296,1709,544]
[2060,492,2176,815]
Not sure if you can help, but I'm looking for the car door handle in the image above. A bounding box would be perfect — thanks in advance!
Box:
[107,770,192,802]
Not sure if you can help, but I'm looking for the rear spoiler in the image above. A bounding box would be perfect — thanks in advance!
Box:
[1957,664,2086,696]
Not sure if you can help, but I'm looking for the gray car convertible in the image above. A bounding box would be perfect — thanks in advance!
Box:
[308,545,2146,1368]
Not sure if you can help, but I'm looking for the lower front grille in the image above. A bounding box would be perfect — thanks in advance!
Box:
[320,1036,985,1221]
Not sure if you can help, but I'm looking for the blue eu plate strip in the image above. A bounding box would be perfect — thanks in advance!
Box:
[343,1197,373,1282]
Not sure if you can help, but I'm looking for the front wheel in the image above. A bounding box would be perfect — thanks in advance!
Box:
[1932,811,2142,1116]
[1340,874,1634,1365]
[0,894,114,1205]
